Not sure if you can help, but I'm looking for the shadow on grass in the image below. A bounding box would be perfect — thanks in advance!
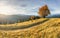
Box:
[0,19,49,30]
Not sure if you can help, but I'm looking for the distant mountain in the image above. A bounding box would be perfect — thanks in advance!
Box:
[46,14,60,18]
[0,14,30,24]
[0,14,59,24]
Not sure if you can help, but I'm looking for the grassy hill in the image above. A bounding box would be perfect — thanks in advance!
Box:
[0,18,60,38]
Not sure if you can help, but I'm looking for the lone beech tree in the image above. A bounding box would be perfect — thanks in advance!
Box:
[38,5,50,18]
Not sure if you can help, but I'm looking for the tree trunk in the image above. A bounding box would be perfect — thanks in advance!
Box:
[43,16,45,18]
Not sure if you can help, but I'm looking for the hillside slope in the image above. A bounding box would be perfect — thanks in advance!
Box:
[0,14,30,24]
[0,18,60,38]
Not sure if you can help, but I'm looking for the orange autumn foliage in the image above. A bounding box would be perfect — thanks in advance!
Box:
[38,5,50,18]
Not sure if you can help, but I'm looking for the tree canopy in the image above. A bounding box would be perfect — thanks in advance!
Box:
[38,5,50,18]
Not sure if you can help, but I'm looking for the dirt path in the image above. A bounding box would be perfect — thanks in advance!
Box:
[0,19,49,30]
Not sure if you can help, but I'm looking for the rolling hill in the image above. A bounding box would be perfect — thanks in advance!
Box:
[0,14,30,24]
[0,14,60,24]
[0,18,60,38]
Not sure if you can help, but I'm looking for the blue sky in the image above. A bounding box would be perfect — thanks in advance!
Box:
[0,0,60,15]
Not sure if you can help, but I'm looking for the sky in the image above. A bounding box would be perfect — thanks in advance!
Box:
[0,0,60,15]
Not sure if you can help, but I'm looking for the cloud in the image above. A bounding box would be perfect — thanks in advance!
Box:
[51,9,60,14]
[0,0,60,15]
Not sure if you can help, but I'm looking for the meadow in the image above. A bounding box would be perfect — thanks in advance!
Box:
[0,18,60,38]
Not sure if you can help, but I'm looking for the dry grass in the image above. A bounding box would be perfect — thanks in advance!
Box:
[0,18,60,38]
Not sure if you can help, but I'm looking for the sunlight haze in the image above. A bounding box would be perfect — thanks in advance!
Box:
[0,0,60,15]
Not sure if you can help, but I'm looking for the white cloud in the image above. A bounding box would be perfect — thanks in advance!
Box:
[0,0,60,16]
[0,2,16,15]
[51,9,60,14]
